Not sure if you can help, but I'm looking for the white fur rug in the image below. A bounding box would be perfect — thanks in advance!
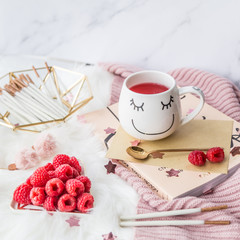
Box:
[0,64,139,240]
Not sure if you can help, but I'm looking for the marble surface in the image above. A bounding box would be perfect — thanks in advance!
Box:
[1,0,240,85]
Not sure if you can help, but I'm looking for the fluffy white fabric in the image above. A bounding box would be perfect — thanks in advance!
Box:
[0,65,139,240]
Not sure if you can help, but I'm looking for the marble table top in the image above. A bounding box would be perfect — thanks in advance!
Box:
[0,0,240,86]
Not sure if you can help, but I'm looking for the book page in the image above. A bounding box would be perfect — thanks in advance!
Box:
[106,120,232,174]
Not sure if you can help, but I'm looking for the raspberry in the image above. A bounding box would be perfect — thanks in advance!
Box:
[30,167,50,187]
[207,147,225,163]
[188,150,207,166]
[77,193,94,213]
[57,194,76,212]
[72,167,80,178]
[66,179,84,197]
[76,175,91,192]
[55,164,73,182]
[44,163,55,171]
[13,183,32,205]
[52,154,70,169]
[43,196,58,211]
[30,187,45,206]
[45,178,65,197]
[69,156,82,174]
[48,170,56,179]
[26,176,32,186]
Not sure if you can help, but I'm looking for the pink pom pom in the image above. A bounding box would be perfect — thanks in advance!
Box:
[15,148,41,170]
[34,133,57,159]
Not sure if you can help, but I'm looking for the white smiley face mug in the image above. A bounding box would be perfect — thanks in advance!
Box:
[118,71,205,141]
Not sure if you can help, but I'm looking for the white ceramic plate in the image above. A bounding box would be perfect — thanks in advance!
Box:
[10,200,91,216]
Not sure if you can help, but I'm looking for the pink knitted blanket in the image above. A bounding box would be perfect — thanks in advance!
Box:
[100,63,240,240]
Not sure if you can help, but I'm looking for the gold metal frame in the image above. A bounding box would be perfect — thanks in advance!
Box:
[0,65,93,133]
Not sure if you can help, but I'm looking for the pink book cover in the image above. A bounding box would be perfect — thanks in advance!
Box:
[83,93,240,200]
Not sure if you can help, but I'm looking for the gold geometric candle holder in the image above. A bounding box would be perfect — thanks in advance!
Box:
[0,64,93,133]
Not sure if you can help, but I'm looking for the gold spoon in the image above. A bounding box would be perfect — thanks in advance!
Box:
[126,146,210,160]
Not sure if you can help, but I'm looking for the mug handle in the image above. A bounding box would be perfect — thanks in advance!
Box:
[178,86,205,125]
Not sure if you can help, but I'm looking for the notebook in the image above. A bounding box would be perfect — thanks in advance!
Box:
[83,93,240,200]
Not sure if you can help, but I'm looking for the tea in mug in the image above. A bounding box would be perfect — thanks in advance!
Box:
[129,82,169,94]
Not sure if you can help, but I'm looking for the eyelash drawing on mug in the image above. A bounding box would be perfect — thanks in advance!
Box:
[130,98,144,111]
[161,95,174,110]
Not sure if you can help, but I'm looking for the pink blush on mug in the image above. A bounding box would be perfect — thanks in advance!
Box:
[129,82,169,94]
